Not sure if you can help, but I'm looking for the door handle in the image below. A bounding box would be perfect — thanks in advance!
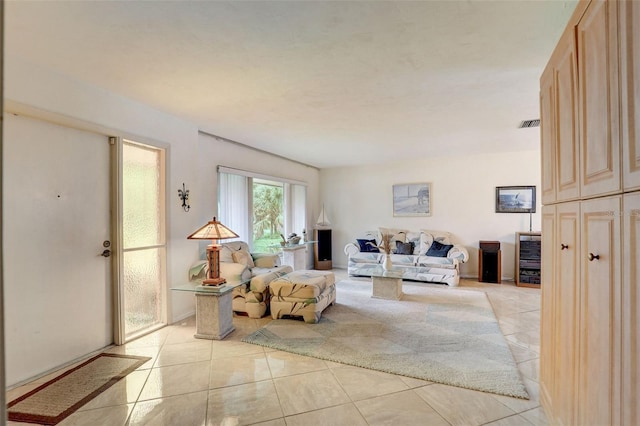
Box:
[100,249,111,258]
[588,253,600,261]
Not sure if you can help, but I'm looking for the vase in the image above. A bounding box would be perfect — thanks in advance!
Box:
[383,254,392,270]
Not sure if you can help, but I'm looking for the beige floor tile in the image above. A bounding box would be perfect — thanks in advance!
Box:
[79,369,151,411]
[138,361,210,401]
[59,403,134,426]
[520,407,551,426]
[398,375,433,388]
[154,339,212,367]
[123,328,171,349]
[265,351,329,378]
[285,403,368,426]
[206,381,283,425]
[251,419,286,426]
[483,414,535,426]
[164,324,199,345]
[6,273,548,426]
[209,352,272,389]
[129,391,208,425]
[415,383,516,426]
[505,330,540,354]
[355,389,449,426]
[211,339,265,360]
[273,370,351,416]
[491,377,542,414]
[104,345,160,370]
[331,365,409,401]
[517,358,540,382]
[508,342,539,363]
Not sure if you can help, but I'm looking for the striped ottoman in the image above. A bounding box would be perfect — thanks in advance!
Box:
[269,270,336,323]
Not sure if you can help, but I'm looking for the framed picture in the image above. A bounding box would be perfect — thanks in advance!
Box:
[495,186,536,213]
[393,183,431,216]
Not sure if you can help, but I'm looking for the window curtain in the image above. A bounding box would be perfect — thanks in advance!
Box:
[218,172,249,241]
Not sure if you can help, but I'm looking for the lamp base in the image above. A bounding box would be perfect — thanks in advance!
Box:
[203,277,226,286]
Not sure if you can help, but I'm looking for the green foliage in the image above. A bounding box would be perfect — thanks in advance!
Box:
[253,183,283,245]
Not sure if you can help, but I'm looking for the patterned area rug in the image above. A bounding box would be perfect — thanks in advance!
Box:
[8,353,150,425]
[243,279,529,399]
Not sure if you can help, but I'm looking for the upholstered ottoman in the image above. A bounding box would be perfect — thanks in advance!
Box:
[269,270,336,323]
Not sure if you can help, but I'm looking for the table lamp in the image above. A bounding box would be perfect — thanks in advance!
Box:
[188,217,239,286]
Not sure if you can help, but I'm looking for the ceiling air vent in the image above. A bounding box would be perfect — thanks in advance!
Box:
[519,119,540,128]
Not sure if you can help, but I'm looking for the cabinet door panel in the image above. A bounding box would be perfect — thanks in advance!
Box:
[540,205,556,415]
[541,66,557,204]
[579,195,622,426]
[555,32,580,202]
[620,1,640,190]
[555,202,580,426]
[622,192,640,426]
[578,0,620,198]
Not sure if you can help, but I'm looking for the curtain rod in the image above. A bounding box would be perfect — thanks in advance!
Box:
[198,130,318,170]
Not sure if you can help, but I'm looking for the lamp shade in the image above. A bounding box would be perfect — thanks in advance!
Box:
[187,217,239,241]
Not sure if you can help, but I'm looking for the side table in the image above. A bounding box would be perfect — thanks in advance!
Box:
[171,281,246,340]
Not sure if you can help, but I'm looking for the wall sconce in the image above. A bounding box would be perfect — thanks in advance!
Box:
[178,183,190,212]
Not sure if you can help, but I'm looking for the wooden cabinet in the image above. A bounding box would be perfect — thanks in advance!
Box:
[541,203,581,426]
[622,192,640,426]
[539,205,556,417]
[578,196,622,426]
[620,0,640,191]
[515,232,541,287]
[540,1,638,424]
[555,202,581,426]
[578,0,621,198]
[540,26,580,204]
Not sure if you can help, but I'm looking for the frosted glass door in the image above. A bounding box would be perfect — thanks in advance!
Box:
[122,140,166,340]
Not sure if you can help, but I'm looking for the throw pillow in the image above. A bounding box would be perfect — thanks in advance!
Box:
[232,250,255,268]
[426,240,454,257]
[395,240,414,255]
[357,238,380,253]
[254,255,277,268]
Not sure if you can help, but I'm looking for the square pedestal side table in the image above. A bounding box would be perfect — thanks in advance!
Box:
[171,281,246,340]
[370,266,404,300]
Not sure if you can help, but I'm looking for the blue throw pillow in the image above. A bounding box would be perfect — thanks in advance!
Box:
[357,238,380,253]
[426,240,453,257]
[394,240,414,255]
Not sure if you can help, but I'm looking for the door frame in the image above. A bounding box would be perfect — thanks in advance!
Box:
[5,101,169,347]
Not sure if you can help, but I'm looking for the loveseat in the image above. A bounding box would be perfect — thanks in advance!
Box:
[190,241,292,318]
[344,229,469,286]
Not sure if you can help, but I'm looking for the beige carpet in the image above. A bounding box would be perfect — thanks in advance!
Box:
[244,279,529,399]
[8,353,150,425]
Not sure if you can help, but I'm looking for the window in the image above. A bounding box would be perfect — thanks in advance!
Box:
[218,167,307,252]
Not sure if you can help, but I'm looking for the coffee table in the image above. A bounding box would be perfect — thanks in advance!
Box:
[171,280,248,340]
[370,266,404,300]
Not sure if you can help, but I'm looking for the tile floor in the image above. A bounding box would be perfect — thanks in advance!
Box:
[7,270,546,425]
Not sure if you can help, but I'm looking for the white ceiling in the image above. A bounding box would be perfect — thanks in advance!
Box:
[5,1,577,169]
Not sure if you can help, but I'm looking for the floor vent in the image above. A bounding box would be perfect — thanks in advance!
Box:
[519,119,540,128]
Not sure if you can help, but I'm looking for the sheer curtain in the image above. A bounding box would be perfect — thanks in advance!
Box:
[218,172,249,241]
[218,167,307,249]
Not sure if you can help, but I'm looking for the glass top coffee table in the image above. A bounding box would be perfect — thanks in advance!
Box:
[369,266,404,300]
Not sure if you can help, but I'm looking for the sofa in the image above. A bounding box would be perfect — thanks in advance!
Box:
[190,241,293,318]
[344,228,469,286]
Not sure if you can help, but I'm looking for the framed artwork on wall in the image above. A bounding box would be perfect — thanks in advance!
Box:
[495,186,536,213]
[393,183,431,216]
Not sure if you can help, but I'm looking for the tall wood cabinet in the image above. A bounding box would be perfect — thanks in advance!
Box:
[540,1,638,425]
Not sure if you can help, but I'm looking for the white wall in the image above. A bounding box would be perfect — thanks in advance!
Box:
[3,56,320,384]
[320,149,542,280]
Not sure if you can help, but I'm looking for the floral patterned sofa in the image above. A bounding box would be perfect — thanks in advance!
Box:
[190,241,292,318]
[343,229,469,287]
